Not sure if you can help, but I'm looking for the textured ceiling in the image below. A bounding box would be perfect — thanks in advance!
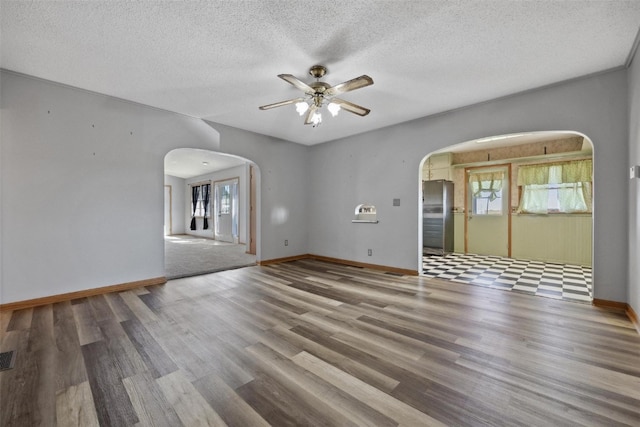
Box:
[2,1,640,146]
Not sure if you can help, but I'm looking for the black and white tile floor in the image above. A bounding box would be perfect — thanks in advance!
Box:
[423,252,592,303]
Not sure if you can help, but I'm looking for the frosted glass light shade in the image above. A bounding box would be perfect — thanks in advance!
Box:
[295,102,309,115]
[311,111,322,126]
[327,102,340,117]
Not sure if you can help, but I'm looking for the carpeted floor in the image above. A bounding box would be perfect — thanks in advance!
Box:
[164,234,256,279]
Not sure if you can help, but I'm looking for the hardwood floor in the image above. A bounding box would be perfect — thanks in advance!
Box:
[1,259,639,426]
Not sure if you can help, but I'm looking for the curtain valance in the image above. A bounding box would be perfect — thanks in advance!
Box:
[562,159,592,183]
[517,165,549,185]
[517,159,592,186]
[470,171,504,184]
[470,171,504,200]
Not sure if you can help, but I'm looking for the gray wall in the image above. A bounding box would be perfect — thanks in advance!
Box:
[0,71,308,304]
[0,67,635,306]
[628,58,640,316]
[308,69,630,303]
[0,71,218,303]
[206,122,310,262]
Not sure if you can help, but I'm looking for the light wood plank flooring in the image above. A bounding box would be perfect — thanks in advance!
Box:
[1,259,639,426]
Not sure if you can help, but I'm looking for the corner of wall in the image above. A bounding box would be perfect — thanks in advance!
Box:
[627,48,640,318]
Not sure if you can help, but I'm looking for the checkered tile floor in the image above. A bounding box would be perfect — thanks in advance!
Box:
[423,253,592,303]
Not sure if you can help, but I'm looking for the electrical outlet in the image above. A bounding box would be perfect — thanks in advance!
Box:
[368,249,372,256]
[284,239,288,246]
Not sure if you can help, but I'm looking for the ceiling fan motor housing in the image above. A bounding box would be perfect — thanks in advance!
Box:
[310,81,330,93]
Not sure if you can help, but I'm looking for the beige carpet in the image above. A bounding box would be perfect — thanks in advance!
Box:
[164,234,256,279]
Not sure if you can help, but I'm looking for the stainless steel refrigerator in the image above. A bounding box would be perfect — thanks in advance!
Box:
[422,180,454,255]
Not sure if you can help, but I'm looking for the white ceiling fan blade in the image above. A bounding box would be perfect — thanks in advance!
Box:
[278,74,315,94]
[325,75,373,97]
[330,98,370,116]
[259,97,306,110]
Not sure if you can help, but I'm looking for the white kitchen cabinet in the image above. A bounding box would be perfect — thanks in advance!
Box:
[423,153,452,180]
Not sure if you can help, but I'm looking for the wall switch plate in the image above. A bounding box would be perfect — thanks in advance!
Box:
[284,240,288,246]
[367,249,372,256]
[393,198,400,206]
[631,165,640,179]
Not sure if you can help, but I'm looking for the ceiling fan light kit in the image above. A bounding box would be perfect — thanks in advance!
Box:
[259,65,373,127]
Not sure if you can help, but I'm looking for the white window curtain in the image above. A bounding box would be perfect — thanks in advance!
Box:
[519,184,549,213]
[556,183,588,212]
[517,160,592,213]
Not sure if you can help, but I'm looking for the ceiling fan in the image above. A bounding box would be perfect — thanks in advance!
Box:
[259,65,373,127]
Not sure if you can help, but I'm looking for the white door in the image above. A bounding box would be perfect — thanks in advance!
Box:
[215,179,238,243]
[466,167,510,257]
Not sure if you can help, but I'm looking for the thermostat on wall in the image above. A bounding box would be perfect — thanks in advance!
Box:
[631,165,640,179]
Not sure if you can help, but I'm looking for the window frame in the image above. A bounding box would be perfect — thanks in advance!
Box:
[468,168,507,217]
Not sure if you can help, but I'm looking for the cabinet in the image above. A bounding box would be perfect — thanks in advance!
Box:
[423,153,451,180]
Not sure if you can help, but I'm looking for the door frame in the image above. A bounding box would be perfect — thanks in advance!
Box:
[464,163,512,257]
[164,184,172,236]
[213,176,240,242]
[249,165,257,254]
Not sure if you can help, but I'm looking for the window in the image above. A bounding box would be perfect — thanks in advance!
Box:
[470,171,504,215]
[219,184,231,214]
[472,187,503,215]
[193,183,211,217]
[520,182,589,213]
[517,160,592,214]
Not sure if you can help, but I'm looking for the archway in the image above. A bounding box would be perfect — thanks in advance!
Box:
[418,131,594,303]
[163,148,260,279]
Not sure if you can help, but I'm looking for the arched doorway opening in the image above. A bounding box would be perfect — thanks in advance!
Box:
[418,131,594,303]
[164,148,260,279]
